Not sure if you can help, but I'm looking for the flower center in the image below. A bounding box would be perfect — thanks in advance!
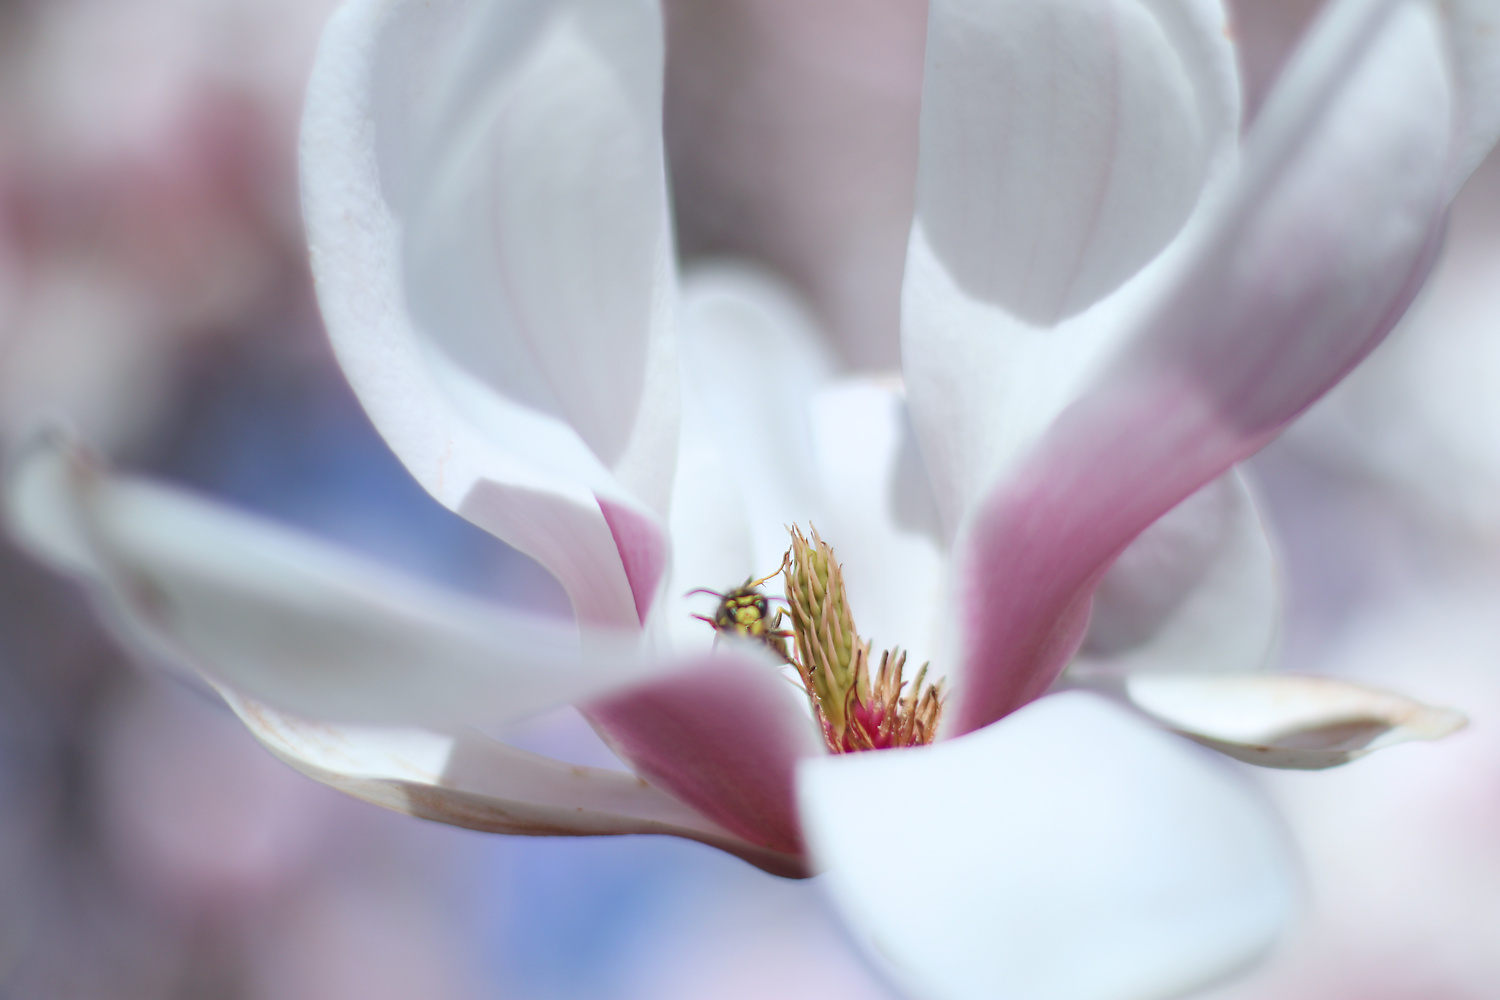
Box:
[691,526,944,753]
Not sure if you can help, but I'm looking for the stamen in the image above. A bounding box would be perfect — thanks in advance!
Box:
[781,526,944,753]
[688,528,945,753]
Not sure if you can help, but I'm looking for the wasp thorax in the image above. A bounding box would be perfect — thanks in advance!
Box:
[688,574,793,663]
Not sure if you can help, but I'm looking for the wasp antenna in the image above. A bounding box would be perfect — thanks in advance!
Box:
[685,587,724,598]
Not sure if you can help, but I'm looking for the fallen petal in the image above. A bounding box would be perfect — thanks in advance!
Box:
[798,691,1296,1000]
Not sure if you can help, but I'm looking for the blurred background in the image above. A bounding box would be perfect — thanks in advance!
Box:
[3,0,1500,997]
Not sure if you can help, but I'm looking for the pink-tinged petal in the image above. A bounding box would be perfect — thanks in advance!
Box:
[586,650,824,857]
[798,692,1296,1000]
[1116,673,1467,769]
[904,0,1240,533]
[902,220,1185,535]
[916,0,1239,326]
[1072,469,1280,678]
[954,0,1456,733]
[5,433,675,728]
[597,496,668,625]
[806,379,948,673]
[301,0,677,627]
[663,0,926,369]
[221,689,807,878]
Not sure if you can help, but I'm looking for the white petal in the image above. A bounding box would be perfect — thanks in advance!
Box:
[798,691,1295,1000]
[6,433,670,728]
[901,223,1174,533]
[1121,673,1468,769]
[943,0,1459,735]
[806,379,948,674]
[1442,0,1500,193]
[899,0,1241,530]
[915,0,1239,324]
[663,265,838,647]
[222,689,807,878]
[301,0,677,626]
[1073,469,1281,677]
[662,377,757,653]
[675,264,838,571]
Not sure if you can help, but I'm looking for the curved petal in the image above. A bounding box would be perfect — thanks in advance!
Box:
[662,0,925,369]
[903,0,1240,531]
[915,0,1238,325]
[806,379,949,675]
[1444,0,1500,194]
[5,433,674,728]
[798,692,1296,1000]
[675,264,837,572]
[953,0,1458,733]
[1117,673,1468,769]
[663,264,837,648]
[221,689,808,878]
[301,0,677,627]
[1072,468,1280,677]
[902,225,1179,535]
[586,649,824,857]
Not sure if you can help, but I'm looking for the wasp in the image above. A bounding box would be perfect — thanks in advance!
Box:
[688,567,794,663]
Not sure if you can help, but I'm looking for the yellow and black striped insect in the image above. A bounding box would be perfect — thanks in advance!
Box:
[688,570,794,663]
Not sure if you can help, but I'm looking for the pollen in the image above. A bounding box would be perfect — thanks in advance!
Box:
[689,529,945,753]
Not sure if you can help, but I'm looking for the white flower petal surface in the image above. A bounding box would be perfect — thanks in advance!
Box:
[222,689,807,878]
[1075,469,1280,677]
[675,265,837,572]
[902,224,1187,536]
[902,0,1240,531]
[950,0,1462,734]
[5,434,673,728]
[1443,0,1500,193]
[798,691,1294,1000]
[916,0,1238,325]
[302,0,678,626]
[664,264,838,648]
[807,379,948,674]
[1122,673,1468,769]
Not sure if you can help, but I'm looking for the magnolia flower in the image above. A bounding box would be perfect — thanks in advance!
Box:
[9,0,1499,998]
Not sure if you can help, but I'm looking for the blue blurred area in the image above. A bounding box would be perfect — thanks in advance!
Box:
[132,304,570,619]
[121,306,781,998]
[481,837,697,998]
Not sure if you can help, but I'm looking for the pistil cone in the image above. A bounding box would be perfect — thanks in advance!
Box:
[784,525,867,737]
[783,525,945,753]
